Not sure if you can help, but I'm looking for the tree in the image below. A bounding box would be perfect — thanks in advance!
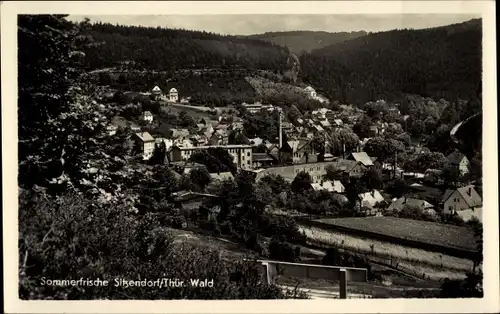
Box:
[268,237,300,262]
[404,152,447,173]
[385,179,409,198]
[324,164,342,181]
[260,174,290,195]
[287,105,302,122]
[149,141,167,165]
[353,115,374,139]
[19,190,290,300]
[18,15,93,188]
[189,167,212,191]
[291,171,313,194]
[228,130,250,145]
[440,164,461,187]
[364,137,405,163]
[363,167,383,190]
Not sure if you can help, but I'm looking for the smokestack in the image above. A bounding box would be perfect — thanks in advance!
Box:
[394,150,398,179]
[279,110,283,149]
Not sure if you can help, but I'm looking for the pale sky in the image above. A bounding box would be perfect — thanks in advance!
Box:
[67,14,479,35]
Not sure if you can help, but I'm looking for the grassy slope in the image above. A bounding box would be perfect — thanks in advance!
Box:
[299,225,471,281]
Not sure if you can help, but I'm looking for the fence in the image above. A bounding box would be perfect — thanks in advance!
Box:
[304,240,436,280]
[256,259,368,299]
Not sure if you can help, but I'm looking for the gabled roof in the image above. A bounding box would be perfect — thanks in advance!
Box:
[152,86,161,92]
[447,150,468,165]
[171,128,190,138]
[442,185,482,208]
[388,197,434,211]
[358,190,385,208]
[134,132,154,142]
[348,152,374,166]
[249,137,264,146]
[169,88,178,93]
[322,180,345,193]
[457,185,482,207]
[210,172,234,182]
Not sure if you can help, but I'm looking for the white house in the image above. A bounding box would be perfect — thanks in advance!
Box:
[143,111,153,123]
[358,190,385,209]
[442,185,482,215]
[106,125,118,136]
[134,132,155,160]
[168,88,179,103]
[322,180,345,193]
[446,151,470,175]
[305,86,317,99]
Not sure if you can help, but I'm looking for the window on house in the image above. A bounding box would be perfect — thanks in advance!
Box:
[247,152,250,157]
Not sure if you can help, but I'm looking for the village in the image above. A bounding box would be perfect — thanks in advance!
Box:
[105,82,482,225]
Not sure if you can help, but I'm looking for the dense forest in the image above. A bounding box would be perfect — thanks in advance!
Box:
[247,30,367,54]
[81,19,482,110]
[82,22,291,71]
[299,19,482,106]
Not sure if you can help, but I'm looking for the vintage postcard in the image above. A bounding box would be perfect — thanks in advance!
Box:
[2,1,498,313]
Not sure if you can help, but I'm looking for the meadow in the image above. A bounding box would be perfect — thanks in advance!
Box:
[315,216,477,251]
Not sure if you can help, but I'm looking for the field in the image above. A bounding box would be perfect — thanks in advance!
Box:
[299,225,472,280]
[314,217,477,252]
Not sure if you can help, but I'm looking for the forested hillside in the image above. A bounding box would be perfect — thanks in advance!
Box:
[300,19,482,106]
[82,22,291,71]
[247,30,367,54]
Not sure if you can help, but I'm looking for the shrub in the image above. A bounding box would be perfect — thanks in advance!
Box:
[269,238,300,262]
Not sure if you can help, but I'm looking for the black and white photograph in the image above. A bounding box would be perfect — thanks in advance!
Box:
[2,1,498,313]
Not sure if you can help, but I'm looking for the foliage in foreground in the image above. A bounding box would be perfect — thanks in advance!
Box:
[18,190,289,300]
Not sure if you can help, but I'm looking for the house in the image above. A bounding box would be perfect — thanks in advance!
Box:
[209,129,229,145]
[170,128,190,139]
[249,137,264,146]
[130,123,141,132]
[253,159,362,184]
[289,139,313,164]
[143,111,153,123]
[172,191,218,212]
[321,180,345,193]
[370,157,383,170]
[387,196,434,212]
[168,88,179,103]
[209,172,235,182]
[242,102,265,114]
[347,152,374,167]
[155,137,174,150]
[358,190,385,209]
[447,150,470,175]
[442,185,482,215]
[305,86,317,98]
[170,144,253,170]
[151,86,162,100]
[106,125,118,136]
[252,153,278,169]
[134,132,155,160]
